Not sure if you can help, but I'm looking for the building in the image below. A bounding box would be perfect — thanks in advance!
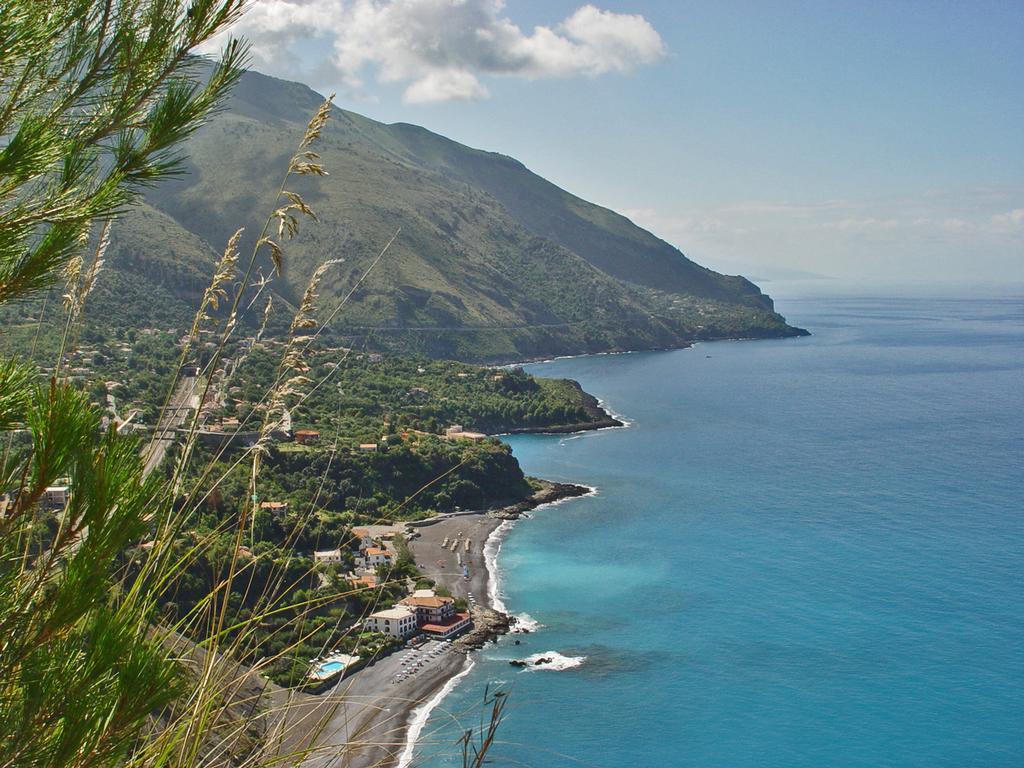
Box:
[365,606,417,639]
[358,443,378,452]
[400,592,456,624]
[350,528,374,550]
[294,429,320,445]
[358,546,392,569]
[351,573,378,588]
[444,424,487,441]
[420,612,472,640]
[397,590,472,639]
[42,486,69,509]
[313,549,342,564]
[260,500,289,516]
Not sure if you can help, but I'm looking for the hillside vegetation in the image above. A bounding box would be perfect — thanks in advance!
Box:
[85,67,805,362]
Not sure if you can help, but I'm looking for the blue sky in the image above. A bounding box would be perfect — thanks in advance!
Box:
[217,1,1023,282]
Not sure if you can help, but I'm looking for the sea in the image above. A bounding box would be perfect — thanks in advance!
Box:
[409,283,1024,768]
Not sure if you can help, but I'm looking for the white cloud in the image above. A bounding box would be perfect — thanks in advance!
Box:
[990,208,1024,232]
[620,189,1024,281]
[213,0,665,103]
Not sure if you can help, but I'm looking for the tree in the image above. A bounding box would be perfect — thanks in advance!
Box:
[0,2,245,766]
[0,0,245,304]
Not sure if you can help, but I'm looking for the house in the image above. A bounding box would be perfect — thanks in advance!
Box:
[351,573,378,589]
[358,443,378,452]
[313,549,343,565]
[350,528,374,550]
[260,500,289,516]
[400,592,456,624]
[365,606,417,639]
[420,612,472,640]
[443,425,487,441]
[358,547,392,569]
[294,429,320,445]
[42,486,69,509]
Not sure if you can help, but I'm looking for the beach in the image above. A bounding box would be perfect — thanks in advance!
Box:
[407,513,504,604]
[293,481,590,768]
[288,513,501,768]
[291,639,469,768]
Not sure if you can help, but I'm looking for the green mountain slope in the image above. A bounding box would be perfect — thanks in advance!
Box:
[121,68,805,361]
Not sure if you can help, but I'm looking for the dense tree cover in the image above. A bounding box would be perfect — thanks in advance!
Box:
[163,430,516,685]
[233,347,604,440]
[0,1,248,765]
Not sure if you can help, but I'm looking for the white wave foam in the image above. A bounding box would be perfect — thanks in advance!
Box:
[483,486,596,614]
[510,613,543,633]
[396,658,475,768]
[518,651,586,671]
[534,485,599,513]
[483,520,514,613]
[595,397,632,428]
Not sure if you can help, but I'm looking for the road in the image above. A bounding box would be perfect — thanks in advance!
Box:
[141,376,198,478]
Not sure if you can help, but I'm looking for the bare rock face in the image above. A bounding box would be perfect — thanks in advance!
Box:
[455,607,512,650]
[491,482,591,520]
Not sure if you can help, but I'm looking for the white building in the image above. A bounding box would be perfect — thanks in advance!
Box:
[350,528,375,550]
[365,606,417,639]
[400,593,456,624]
[357,546,392,569]
[313,549,342,565]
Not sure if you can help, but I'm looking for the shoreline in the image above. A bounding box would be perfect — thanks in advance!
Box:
[295,480,594,768]
[387,481,596,766]
[496,327,810,368]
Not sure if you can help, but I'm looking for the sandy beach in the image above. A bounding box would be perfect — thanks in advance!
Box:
[294,481,589,768]
[288,640,468,768]
[291,514,501,768]
[407,513,505,604]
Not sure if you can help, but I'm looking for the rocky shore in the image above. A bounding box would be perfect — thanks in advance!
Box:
[455,607,513,651]
[491,480,592,520]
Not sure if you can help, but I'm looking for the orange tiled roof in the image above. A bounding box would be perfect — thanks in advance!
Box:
[401,595,454,609]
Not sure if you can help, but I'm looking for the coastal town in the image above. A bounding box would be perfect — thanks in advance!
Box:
[1,323,602,768]
[303,522,476,685]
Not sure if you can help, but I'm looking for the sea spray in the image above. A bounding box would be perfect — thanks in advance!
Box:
[517,651,586,671]
[595,397,632,428]
[510,613,543,633]
[396,659,476,768]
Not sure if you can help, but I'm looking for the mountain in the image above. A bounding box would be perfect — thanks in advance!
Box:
[102,67,806,361]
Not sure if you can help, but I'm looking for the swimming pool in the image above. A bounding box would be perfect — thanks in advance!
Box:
[319,660,344,673]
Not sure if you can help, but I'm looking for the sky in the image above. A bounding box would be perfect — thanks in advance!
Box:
[208,0,1024,283]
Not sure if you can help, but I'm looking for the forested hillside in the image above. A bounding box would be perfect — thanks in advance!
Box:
[67,66,806,362]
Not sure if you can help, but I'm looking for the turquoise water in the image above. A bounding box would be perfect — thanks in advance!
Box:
[413,289,1024,767]
[320,661,344,673]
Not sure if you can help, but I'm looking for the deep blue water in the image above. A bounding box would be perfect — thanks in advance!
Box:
[413,289,1024,768]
